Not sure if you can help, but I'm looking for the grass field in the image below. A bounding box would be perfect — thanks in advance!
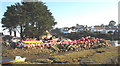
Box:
[2,46,119,64]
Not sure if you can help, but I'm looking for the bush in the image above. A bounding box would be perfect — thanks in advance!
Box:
[108,31,113,34]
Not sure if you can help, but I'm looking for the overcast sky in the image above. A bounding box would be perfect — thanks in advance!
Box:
[0,0,119,34]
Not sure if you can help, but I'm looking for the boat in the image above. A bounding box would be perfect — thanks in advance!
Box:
[111,41,120,46]
[2,56,26,64]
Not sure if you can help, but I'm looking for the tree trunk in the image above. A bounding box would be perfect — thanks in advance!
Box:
[10,31,12,36]
[14,30,16,37]
[20,26,23,39]
[9,28,12,36]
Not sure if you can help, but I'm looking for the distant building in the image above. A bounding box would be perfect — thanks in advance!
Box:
[60,25,89,33]
[60,27,71,33]
[90,25,118,33]
[75,25,85,32]
[60,24,118,34]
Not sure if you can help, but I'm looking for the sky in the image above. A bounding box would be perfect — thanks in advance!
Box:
[0,0,119,34]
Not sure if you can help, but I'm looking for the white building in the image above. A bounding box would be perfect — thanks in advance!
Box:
[60,27,71,33]
[60,25,118,34]
[89,25,118,33]
[60,25,85,33]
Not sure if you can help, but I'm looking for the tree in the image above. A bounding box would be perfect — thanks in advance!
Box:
[21,2,57,38]
[50,28,62,35]
[94,31,100,33]
[76,24,79,26]
[84,25,89,32]
[2,1,57,39]
[108,20,116,26]
[108,31,113,34]
[101,24,105,27]
[2,5,19,37]
[71,26,76,30]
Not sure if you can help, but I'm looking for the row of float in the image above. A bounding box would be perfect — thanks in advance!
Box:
[15,36,111,49]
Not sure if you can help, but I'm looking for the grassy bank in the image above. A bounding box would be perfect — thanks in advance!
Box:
[7,46,119,64]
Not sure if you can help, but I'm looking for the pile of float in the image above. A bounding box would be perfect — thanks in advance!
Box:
[15,36,112,51]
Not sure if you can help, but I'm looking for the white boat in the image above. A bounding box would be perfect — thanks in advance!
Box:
[111,41,120,46]
[2,56,26,64]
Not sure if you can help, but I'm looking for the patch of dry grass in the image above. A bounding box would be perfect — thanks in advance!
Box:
[86,46,119,64]
[50,46,119,64]
[3,46,119,64]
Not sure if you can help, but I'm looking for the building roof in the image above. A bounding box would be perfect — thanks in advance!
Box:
[94,26,118,30]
